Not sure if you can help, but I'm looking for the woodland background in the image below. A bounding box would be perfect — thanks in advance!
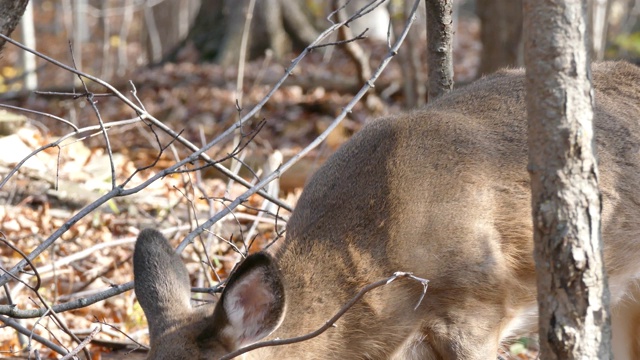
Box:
[0,0,638,358]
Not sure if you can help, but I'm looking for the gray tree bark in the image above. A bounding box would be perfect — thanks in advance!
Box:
[524,0,611,358]
[0,0,29,52]
[425,0,453,101]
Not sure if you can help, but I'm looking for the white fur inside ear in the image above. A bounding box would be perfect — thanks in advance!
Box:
[223,270,283,347]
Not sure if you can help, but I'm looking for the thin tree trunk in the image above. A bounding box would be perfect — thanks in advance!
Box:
[425,0,453,101]
[589,0,609,60]
[175,0,318,65]
[20,1,36,89]
[143,0,199,64]
[524,0,611,358]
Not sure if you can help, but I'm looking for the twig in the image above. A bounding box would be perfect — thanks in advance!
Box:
[93,317,149,351]
[327,0,387,26]
[67,41,117,190]
[0,103,79,131]
[60,326,100,360]
[0,220,243,318]
[0,237,89,359]
[0,315,69,356]
[0,281,134,319]
[33,90,115,97]
[307,29,368,50]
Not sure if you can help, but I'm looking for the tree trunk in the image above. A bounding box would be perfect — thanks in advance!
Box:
[589,0,610,60]
[524,0,611,358]
[476,0,522,75]
[0,0,29,52]
[174,0,318,65]
[181,0,229,63]
[20,1,36,89]
[143,0,200,64]
[425,0,454,101]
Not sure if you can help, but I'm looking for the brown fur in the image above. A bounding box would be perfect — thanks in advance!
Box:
[134,61,640,359]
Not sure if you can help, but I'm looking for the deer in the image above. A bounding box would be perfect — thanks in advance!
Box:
[133,61,640,359]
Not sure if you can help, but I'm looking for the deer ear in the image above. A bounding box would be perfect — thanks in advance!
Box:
[133,229,192,337]
[214,253,286,348]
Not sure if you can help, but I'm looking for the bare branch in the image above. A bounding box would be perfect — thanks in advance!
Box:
[0,314,69,356]
[0,104,80,131]
[0,236,90,359]
[60,326,100,360]
[0,281,134,319]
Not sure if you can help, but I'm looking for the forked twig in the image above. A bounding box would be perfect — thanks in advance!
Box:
[0,314,69,356]
[60,326,100,360]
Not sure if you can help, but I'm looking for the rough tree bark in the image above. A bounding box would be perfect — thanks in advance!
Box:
[425,0,453,101]
[0,0,29,52]
[476,0,523,75]
[524,0,611,358]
